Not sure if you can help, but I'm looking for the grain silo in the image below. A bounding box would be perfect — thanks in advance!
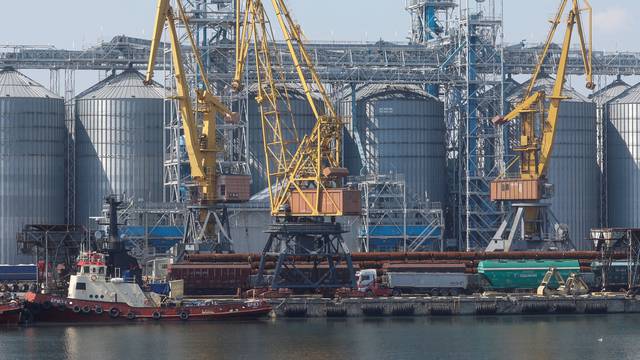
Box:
[0,67,66,264]
[342,84,447,203]
[606,83,640,228]
[589,76,630,226]
[75,69,165,228]
[507,76,598,249]
[246,86,318,194]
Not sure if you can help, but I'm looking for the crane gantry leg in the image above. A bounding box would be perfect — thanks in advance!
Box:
[486,203,575,252]
[255,219,356,290]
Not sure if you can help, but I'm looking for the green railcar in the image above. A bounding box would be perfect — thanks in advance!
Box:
[477,259,581,290]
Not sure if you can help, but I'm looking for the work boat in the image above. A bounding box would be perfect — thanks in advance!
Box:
[24,251,271,324]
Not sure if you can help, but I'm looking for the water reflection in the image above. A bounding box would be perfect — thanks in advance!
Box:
[2,315,640,360]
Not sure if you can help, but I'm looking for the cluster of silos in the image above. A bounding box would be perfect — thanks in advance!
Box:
[75,69,165,228]
[0,67,66,264]
[341,84,447,204]
[246,86,318,194]
[604,83,640,228]
[507,76,599,250]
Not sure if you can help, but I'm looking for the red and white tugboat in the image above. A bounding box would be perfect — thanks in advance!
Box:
[24,251,271,324]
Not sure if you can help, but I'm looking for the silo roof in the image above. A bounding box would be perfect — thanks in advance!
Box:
[607,81,640,104]
[589,78,630,106]
[507,75,590,103]
[0,67,61,99]
[76,69,165,100]
[246,83,322,101]
[345,84,440,102]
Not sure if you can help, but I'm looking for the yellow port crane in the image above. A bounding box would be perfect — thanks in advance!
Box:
[146,0,250,252]
[232,0,360,289]
[487,0,594,252]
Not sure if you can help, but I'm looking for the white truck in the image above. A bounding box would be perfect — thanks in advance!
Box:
[356,269,479,296]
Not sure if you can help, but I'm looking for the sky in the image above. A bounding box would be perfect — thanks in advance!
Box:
[1,0,637,92]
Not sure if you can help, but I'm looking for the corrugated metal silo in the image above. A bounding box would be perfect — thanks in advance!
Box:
[342,84,447,203]
[590,76,630,125]
[508,76,598,249]
[75,69,165,228]
[606,83,640,228]
[0,67,65,264]
[247,86,318,194]
[589,76,630,227]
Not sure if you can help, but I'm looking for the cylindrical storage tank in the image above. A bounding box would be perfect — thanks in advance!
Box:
[606,83,640,228]
[0,67,65,264]
[247,87,318,194]
[508,77,598,250]
[341,84,446,203]
[588,77,630,227]
[75,69,165,228]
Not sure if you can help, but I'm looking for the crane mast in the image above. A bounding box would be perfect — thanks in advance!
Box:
[233,0,359,290]
[487,0,594,252]
[146,0,250,253]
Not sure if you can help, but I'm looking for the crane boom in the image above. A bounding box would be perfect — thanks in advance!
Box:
[233,0,358,217]
[492,0,593,191]
[146,0,234,203]
[145,0,250,252]
[487,0,594,252]
[231,0,358,290]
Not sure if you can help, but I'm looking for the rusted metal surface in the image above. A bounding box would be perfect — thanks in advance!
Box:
[381,262,468,273]
[490,179,542,201]
[167,263,252,295]
[185,251,624,263]
[289,189,361,216]
[217,175,251,202]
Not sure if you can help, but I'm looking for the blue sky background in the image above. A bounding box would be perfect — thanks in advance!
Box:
[1,0,637,92]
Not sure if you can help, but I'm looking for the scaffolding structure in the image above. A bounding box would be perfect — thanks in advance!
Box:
[354,174,444,253]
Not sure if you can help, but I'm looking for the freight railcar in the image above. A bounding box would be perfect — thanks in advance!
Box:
[477,259,582,291]
[167,263,252,295]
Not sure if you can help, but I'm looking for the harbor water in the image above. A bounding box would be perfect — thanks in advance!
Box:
[1,315,639,360]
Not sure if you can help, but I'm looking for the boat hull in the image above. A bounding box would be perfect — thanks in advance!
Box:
[0,303,22,325]
[24,293,272,324]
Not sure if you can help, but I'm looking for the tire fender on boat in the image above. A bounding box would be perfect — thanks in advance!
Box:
[127,312,136,320]
[152,311,161,320]
[90,275,97,281]
[81,305,91,314]
[94,306,104,315]
[179,310,189,321]
[109,307,120,318]
[72,305,81,313]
